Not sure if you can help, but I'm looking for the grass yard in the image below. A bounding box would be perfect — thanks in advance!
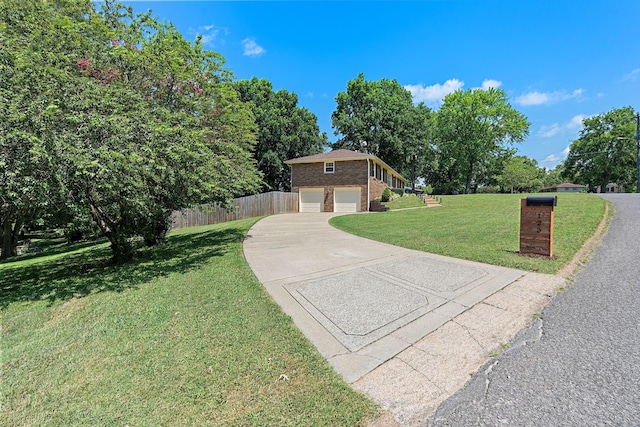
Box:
[331,193,609,274]
[0,219,377,426]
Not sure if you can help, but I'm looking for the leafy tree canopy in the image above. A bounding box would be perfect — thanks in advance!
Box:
[494,156,544,193]
[0,0,261,261]
[331,73,430,175]
[432,88,529,194]
[233,77,327,192]
[562,107,637,192]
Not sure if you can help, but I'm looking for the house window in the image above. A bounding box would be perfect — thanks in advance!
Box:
[324,162,335,174]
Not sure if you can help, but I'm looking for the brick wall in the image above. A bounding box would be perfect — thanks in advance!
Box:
[369,177,388,203]
[291,160,368,187]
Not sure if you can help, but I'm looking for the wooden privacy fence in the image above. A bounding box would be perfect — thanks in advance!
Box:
[170,191,299,230]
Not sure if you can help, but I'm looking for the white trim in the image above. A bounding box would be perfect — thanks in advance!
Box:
[367,159,370,211]
[324,161,335,174]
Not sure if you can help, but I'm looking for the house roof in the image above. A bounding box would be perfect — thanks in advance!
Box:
[285,149,373,163]
[285,149,406,181]
[541,182,586,191]
[556,183,586,188]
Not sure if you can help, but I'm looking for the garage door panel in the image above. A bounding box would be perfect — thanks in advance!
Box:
[334,188,361,212]
[300,189,324,212]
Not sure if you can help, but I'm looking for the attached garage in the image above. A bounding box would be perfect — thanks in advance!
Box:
[334,187,361,213]
[299,188,324,212]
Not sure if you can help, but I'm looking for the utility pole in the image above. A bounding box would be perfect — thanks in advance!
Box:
[636,113,640,193]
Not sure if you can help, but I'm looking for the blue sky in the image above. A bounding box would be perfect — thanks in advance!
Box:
[121,1,640,169]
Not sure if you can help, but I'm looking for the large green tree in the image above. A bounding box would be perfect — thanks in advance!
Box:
[432,88,529,194]
[494,156,544,193]
[562,107,637,191]
[233,77,327,191]
[0,0,83,258]
[331,73,426,174]
[0,0,261,261]
[402,102,433,188]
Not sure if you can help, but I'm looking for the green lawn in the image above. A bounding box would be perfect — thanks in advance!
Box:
[331,193,609,274]
[1,219,377,426]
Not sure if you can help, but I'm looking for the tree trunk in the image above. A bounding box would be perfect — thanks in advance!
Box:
[88,202,133,264]
[109,230,134,264]
[465,156,476,194]
[0,216,21,259]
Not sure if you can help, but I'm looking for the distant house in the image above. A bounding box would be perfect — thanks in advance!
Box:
[540,183,586,193]
[285,149,406,212]
[605,183,625,193]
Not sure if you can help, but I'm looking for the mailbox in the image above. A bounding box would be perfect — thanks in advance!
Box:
[519,196,556,257]
[525,196,557,207]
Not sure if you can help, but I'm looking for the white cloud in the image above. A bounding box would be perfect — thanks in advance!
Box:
[515,91,551,106]
[242,37,265,57]
[470,79,502,91]
[537,115,589,138]
[515,89,585,106]
[538,123,561,138]
[480,79,502,90]
[540,147,571,165]
[623,68,640,81]
[404,78,464,105]
[566,114,586,129]
[194,24,227,47]
[541,153,561,164]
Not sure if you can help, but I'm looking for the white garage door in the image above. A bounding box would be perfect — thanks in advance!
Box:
[299,188,324,212]
[334,188,361,212]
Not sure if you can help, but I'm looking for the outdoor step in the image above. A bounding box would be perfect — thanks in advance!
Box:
[421,195,441,207]
[369,200,389,212]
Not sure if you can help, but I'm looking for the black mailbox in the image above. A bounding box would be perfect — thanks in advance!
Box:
[525,196,557,207]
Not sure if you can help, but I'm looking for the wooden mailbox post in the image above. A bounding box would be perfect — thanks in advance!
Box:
[519,196,557,257]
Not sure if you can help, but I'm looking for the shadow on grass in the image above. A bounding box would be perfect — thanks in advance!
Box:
[0,227,245,309]
[0,240,108,265]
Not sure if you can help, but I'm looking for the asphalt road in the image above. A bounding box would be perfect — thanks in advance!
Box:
[426,193,640,427]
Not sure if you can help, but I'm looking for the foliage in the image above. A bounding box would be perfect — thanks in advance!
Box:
[331,193,608,274]
[0,0,76,258]
[380,187,393,202]
[403,102,434,186]
[0,0,262,262]
[430,88,529,194]
[233,77,327,192]
[562,107,637,191]
[494,156,545,193]
[1,219,378,425]
[543,166,565,188]
[331,73,433,179]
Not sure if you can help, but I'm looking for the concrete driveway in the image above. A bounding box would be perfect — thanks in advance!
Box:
[243,212,565,426]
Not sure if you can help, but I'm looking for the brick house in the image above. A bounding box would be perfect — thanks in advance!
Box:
[540,183,586,193]
[285,149,407,212]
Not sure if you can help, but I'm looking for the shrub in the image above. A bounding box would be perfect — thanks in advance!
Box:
[391,188,404,197]
[381,187,392,202]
